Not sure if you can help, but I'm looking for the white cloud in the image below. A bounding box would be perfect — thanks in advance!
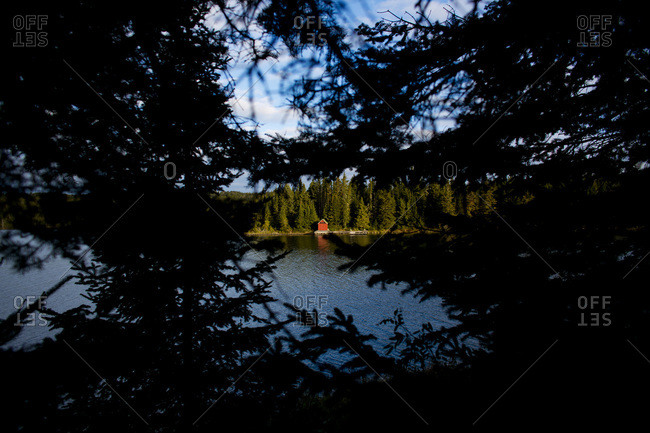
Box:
[231,95,299,128]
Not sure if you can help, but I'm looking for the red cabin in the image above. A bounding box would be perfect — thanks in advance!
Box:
[317,219,328,231]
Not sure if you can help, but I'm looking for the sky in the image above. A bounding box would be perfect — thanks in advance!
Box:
[211,0,478,191]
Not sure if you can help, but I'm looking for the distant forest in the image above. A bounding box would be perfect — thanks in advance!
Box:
[1,177,614,234]
[221,176,616,233]
[225,175,503,233]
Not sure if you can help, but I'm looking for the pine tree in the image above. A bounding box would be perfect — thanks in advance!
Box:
[478,184,497,216]
[294,183,313,231]
[283,184,296,228]
[404,188,422,227]
[465,190,480,217]
[424,183,452,225]
[262,201,273,231]
[311,178,327,219]
[367,179,375,217]
[353,198,370,230]
[440,182,456,215]
[323,179,335,227]
[306,197,318,229]
[374,189,396,229]
[339,174,351,229]
[277,201,290,232]
[397,198,408,228]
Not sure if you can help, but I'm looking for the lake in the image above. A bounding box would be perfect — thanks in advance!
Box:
[1,232,454,365]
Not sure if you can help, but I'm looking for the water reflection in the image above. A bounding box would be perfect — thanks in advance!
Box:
[2,232,454,366]
[249,235,455,366]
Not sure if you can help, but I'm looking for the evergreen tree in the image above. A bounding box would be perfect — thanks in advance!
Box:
[367,179,375,217]
[306,196,318,229]
[396,198,408,228]
[310,178,327,219]
[277,201,290,232]
[478,184,497,216]
[352,198,370,230]
[283,184,296,227]
[294,183,315,231]
[374,190,396,229]
[323,180,335,227]
[262,201,273,231]
[465,190,480,217]
[295,198,307,230]
[440,182,456,216]
[338,174,351,229]
[403,188,422,228]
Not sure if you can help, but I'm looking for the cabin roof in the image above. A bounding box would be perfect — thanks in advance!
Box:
[319,219,328,224]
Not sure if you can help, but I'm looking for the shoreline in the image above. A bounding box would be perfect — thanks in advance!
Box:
[245,229,436,236]
[246,231,376,236]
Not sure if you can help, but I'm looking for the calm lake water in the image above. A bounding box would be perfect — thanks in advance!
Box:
[1,233,454,364]
[255,235,454,365]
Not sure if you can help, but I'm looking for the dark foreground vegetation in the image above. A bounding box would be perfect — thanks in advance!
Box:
[1,0,649,431]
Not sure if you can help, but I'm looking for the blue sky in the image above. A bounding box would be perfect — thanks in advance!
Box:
[209,0,477,191]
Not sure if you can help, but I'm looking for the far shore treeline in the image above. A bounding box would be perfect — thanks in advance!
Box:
[1,175,616,234]
[226,175,504,233]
